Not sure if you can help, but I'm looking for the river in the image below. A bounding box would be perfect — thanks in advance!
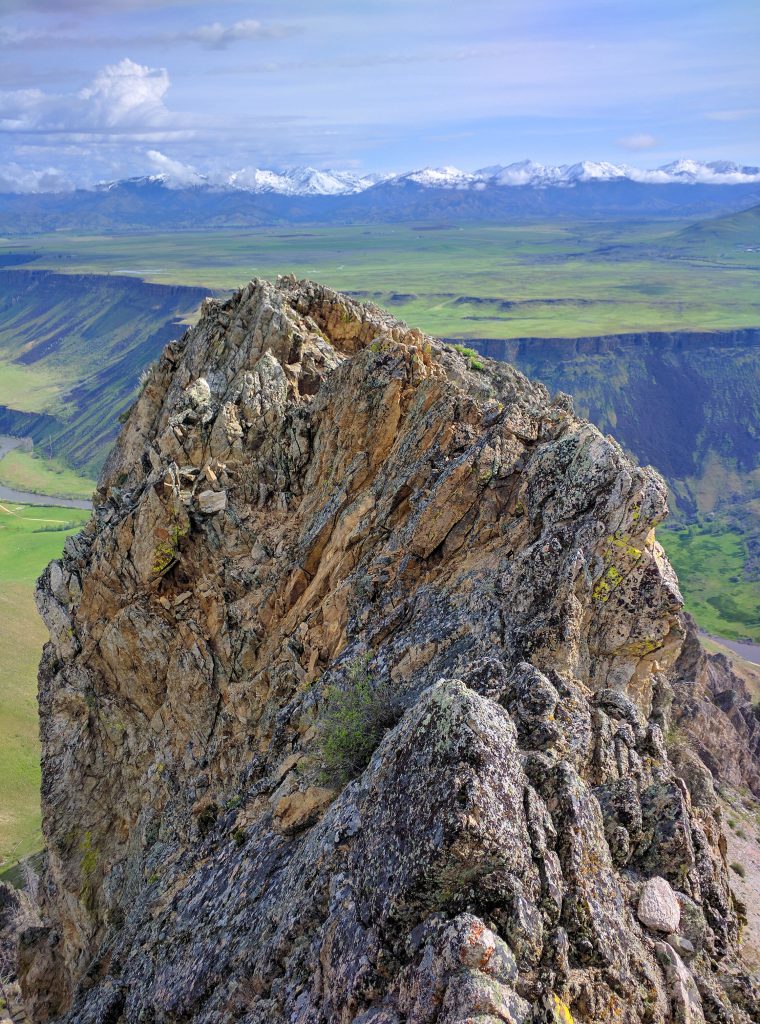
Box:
[700,632,760,668]
[0,435,91,510]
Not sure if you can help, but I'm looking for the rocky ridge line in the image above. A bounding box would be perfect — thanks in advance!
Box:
[20,277,759,1023]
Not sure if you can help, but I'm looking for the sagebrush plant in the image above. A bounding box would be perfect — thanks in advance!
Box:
[317,654,400,787]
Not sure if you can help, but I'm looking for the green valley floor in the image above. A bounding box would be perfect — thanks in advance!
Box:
[0,501,89,868]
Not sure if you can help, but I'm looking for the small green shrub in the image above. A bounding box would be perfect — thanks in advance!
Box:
[730,861,746,878]
[452,343,485,372]
[317,655,400,787]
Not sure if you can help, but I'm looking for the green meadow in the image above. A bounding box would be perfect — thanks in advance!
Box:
[0,450,95,500]
[0,501,90,867]
[659,521,760,644]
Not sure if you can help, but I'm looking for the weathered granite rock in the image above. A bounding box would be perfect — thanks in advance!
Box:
[196,487,227,513]
[638,876,681,933]
[21,278,758,1023]
[655,941,705,1024]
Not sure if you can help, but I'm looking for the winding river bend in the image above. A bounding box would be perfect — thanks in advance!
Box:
[0,436,91,510]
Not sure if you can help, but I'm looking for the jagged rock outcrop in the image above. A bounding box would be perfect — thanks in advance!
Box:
[22,278,758,1023]
[671,615,760,797]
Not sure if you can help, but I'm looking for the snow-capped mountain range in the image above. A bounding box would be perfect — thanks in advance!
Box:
[120,159,760,197]
[5,158,760,232]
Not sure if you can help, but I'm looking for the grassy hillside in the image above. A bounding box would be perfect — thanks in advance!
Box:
[659,522,760,644]
[0,449,95,500]
[0,268,208,475]
[675,202,760,262]
[0,501,90,866]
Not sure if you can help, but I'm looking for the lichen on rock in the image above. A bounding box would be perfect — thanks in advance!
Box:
[21,277,758,1023]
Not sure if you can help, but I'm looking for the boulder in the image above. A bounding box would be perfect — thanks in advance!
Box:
[197,488,227,513]
[638,876,681,933]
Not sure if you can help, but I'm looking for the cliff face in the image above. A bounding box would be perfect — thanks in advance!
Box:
[22,278,758,1023]
[470,329,760,509]
[0,268,209,475]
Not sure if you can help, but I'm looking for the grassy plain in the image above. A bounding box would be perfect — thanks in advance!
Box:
[3,218,759,341]
[0,359,68,414]
[0,450,95,500]
[0,502,90,866]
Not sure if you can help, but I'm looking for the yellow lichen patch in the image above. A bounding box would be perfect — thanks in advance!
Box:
[593,529,645,602]
[609,534,642,559]
[617,637,661,657]
[593,564,623,602]
[553,994,574,1024]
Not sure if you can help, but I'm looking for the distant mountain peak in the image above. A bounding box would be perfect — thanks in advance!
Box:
[24,158,760,198]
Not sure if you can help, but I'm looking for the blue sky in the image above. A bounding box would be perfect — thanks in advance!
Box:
[0,0,758,189]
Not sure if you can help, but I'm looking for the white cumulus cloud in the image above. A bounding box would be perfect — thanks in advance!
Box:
[78,59,171,130]
[0,59,192,141]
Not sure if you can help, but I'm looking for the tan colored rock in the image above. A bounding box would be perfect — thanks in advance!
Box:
[273,785,335,834]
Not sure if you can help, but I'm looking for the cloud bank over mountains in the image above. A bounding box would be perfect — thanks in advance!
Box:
[0,58,189,142]
[4,154,759,196]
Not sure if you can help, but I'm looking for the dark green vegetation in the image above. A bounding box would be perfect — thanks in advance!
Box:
[659,523,760,644]
[0,501,90,866]
[0,268,208,475]
[318,656,400,787]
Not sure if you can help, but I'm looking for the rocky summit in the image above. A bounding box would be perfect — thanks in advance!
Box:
[20,277,759,1023]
